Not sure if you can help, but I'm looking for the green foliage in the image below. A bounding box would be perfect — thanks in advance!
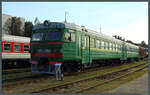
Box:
[24,21,33,37]
[140,41,147,47]
[11,17,24,36]
[3,18,12,34]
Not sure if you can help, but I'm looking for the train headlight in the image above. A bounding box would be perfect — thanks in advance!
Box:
[45,49,51,53]
[37,49,43,53]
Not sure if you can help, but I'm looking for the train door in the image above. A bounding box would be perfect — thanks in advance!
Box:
[121,42,127,60]
[81,35,90,64]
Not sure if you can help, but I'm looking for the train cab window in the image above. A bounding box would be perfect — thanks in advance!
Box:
[24,45,29,51]
[118,45,120,51]
[65,30,75,42]
[45,32,61,41]
[32,33,43,41]
[71,33,75,42]
[3,43,11,51]
[14,44,21,51]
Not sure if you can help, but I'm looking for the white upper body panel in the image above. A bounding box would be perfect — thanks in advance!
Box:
[2,34,30,43]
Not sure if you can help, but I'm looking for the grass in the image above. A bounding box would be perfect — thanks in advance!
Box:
[84,68,148,93]
[2,60,147,93]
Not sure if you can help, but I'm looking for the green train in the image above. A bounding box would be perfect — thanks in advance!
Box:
[30,20,140,74]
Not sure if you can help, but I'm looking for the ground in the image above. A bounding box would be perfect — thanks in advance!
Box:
[108,73,148,94]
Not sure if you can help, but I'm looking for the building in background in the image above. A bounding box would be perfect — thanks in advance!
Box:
[2,14,25,35]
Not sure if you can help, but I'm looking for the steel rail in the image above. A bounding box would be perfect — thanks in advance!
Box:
[74,65,148,93]
[31,62,147,93]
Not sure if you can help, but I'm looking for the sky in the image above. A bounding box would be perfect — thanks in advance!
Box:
[2,2,148,44]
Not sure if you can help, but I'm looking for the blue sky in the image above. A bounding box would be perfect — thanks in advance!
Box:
[2,2,148,44]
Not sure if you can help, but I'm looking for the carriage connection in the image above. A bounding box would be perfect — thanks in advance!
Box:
[30,20,147,80]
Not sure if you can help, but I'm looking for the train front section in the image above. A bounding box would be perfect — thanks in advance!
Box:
[30,22,64,75]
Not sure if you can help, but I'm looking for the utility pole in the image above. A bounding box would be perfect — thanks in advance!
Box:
[64,11,67,23]
[100,24,101,33]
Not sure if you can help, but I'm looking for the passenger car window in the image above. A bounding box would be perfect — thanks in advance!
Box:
[24,45,29,51]
[96,40,100,49]
[14,44,21,51]
[3,43,11,51]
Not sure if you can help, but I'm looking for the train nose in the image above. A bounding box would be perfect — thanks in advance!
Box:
[37,58,49,71]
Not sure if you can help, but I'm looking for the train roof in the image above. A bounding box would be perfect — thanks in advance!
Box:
[33,21,138,47]
[2,34,30,43]
[126,42,139,49]
[33,21,123,44]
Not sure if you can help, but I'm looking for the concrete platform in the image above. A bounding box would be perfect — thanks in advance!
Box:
[108,73,148,94]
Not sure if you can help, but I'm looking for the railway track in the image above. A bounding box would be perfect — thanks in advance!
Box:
[2,67,30,75]
[31,62,147,93]
[3,62,122,83]
[2,63,114,87]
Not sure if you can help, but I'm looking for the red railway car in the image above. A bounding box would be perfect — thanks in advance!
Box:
[2,34,31,68]
[139,46,147,59]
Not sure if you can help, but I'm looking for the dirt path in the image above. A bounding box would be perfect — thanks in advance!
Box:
[108,73,148,94]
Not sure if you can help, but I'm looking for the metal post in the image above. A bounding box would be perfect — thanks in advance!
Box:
[55,64,63,80]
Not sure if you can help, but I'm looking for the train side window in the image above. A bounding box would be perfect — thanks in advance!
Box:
[3,43,11,51]
[99,40,101,49]
[91,38,94,48]
[14,44,21,51]
[84,37,87,47]
[110,43,112,50]
[105,42,108,50]
[65,30,75,42]
[65,32,71,41]
[24,45,29,51]
[71,33,75,42]
[116,44,118,51]
[101,41,104,49]
[96,40,99,49]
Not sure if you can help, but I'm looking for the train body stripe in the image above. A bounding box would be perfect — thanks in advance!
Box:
[47,61,62,65]
[31,42,62,45]
[30,42,39,45]
[31,53,62,57]
[48,42,62,44]
[2,41,30,53]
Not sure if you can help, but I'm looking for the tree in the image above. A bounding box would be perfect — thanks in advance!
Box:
[11,17,23,36]
[24,21,33,37]
[126,40,134,44]
[140,41,147,47]
[3,18,12,34]
[34,17,40,25]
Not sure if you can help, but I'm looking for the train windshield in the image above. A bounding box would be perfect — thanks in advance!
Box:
[45,32,61,41]
[32,33,43,41]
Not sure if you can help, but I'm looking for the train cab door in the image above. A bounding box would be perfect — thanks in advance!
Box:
[81,35,90,64]
[121,42,127,60]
